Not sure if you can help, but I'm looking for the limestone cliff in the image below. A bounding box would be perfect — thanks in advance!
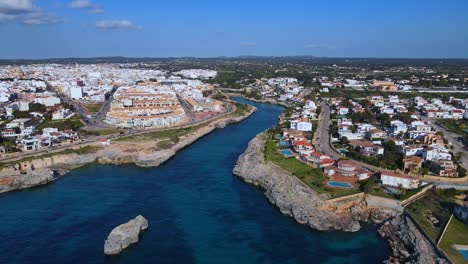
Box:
[0,106,256,194]
[233,133,448,263]
[233,133,391,231]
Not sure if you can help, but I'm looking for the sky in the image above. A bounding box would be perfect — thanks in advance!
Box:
[0,0,467,59]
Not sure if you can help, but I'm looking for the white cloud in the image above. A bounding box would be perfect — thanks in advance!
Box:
[68,0,103,14]
[95,20,143,31]
[0,0,63,24]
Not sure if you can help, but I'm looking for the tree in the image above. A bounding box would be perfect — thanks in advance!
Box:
[380,113,391,128]
[339,136,349,145]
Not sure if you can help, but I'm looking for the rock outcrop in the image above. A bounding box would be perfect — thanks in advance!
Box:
[233,134,377,231]
[378,214,448,264]
[104,215,149,255]
[234,133,448,263]
[0,168,55,193]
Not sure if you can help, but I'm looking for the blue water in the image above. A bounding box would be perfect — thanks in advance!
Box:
[0,97,390,264]
[281,149,293,157]
[279,141,288,147]
[327,181,353,189]
[459,249,468,260]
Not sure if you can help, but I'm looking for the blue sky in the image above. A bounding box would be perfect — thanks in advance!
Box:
[0,0,467,59]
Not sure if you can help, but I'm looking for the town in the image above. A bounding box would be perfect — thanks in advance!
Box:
[0,57,467,263]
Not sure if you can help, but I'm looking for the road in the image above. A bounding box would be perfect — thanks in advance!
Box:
[314,102,392,172]
[419,115,468,169]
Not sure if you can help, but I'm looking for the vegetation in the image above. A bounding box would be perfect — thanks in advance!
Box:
[37,116,85,132]
[232,102,252,117]
[82,129,124,136]
[115,124,205,142]
[84,103,103,113]
[264,136,360,198]
[436,119,468,136]
[407,189,466,241]
[439,217,468,264]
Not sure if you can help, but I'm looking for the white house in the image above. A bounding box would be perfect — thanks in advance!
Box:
[423,145,452,161]
[381,171,420,189]
[290,119,313,131]
[338,107,349,115]
[391,120,408,134]
[402,145,424,156]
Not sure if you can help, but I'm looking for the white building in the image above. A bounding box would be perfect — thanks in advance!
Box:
[290,120,313,131]
[381,171,420,189]
[70,87,83,100]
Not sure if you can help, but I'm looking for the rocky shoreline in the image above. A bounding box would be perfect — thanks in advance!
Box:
[0,105,256,194]
[233,133,448,263]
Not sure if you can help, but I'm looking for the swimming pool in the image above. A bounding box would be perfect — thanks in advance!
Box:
[454,245,468,260]
[460,250,468,260]
[281,149,293,157]
[327,181,353,189]
[279,141,288,147]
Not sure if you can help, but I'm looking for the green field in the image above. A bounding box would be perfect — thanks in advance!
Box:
[83,129,124,136]
[407,192,453,240]
[264,138,360,198]
[38,116,85,132]
[84,103,103,113]
[232,102,252,117]
[439,217,468,264]
[115,124,205,143]
[436,119,468,136]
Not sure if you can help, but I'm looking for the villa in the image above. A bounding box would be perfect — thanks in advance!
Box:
[324,160,372,181]
[380,171,420,189]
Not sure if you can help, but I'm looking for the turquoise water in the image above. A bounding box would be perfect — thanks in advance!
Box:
[281,149,293,157]
[459,249,468,260]
[0,98,389,263]
[327,181,353,189]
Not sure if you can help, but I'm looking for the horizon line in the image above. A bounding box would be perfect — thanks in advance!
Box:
[1,55,468,62]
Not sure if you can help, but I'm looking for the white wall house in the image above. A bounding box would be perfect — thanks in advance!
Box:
[381,172,419,189]
[290,120,312,131]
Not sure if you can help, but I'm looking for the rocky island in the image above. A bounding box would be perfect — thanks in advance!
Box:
[104,215,149,255]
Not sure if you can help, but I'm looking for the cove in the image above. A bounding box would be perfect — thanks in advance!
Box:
[0,98,390,264]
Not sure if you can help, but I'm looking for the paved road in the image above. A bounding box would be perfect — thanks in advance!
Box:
[314,102,391,172]
[419,115,468,169]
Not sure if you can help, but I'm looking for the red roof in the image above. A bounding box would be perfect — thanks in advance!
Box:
[320,159,335,165]
[311,151,323,157]
[294,140,312,147]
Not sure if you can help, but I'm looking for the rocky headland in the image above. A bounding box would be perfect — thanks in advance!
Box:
[233,133,448,263]
[104,215,149,255]
[0,105,256,194]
